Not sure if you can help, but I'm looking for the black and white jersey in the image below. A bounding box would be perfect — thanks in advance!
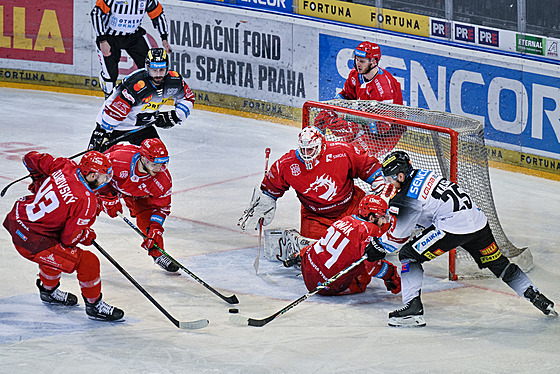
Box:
[91,0,169,40]
[379,169,488,252]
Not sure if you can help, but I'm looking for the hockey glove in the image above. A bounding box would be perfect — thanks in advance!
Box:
[142,222,164,252]
[80,228,97,246]
[27,170,47,194]
[237,186,277,231]
[88,127,110,152]
[136,112,159,126]
[371,175,395,203]
[155,110,180,129]
[100,193,123,218]
[380,260,401,294]
[365,237,387,262]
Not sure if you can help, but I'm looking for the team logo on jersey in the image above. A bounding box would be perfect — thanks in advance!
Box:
[134,80,145,91]
[120,171,129,179]
[121,89,135,103]
[290,163,301,176]
[166,88,179,96]
[304,174,338,201]
[169,71,179,77]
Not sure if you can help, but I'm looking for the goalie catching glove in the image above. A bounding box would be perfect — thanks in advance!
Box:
[238,186,276,231]
[155,110,180,129]
[370,175,395,203]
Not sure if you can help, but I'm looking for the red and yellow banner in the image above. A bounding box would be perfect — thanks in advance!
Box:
[0,0,73,64]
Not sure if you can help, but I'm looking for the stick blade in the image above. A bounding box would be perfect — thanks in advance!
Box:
[229,314,249,326]
[179,319,209,330]
[224,294,240,304]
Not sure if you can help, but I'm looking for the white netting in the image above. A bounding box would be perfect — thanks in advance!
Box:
[304,99,533,279]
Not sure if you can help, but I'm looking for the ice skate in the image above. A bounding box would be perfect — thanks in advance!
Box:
[154,254,180,272]
[524,286,558,316]
[84,294,124,321]
[36,279,78,306]
[283,252,302,268]
[388,295,426,327]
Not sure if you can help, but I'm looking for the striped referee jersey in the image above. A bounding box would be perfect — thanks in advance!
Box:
[91,0,169,41]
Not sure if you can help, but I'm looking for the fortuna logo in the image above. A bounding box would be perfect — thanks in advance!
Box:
[303,174,338,201]
[290,163,301,176]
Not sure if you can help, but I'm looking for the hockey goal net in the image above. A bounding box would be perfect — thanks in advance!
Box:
[302,100,533,280]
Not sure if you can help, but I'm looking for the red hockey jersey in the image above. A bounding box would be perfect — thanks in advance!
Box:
[261,141,382,218]
[3,152,99,254]
[301,215,383,293]
[103,144,172,219]
[337,67,403,104]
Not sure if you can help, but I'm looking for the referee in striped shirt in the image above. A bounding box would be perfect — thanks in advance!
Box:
[91,0,172,97]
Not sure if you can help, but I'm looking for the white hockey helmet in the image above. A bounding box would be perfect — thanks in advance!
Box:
[296,126,326,170]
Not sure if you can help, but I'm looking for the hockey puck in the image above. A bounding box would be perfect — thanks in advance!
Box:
[229,308,239,314]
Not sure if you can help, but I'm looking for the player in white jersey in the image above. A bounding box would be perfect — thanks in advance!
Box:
[367,151,557,327]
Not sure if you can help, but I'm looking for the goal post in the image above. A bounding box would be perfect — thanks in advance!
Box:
[302,99,533,280]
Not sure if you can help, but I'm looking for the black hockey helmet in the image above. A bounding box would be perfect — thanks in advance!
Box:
[145,48,169,70]
[145,48,169,85]
[382,150,413,180]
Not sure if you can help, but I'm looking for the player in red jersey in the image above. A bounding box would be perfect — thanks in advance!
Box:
[336,41,402,103]
[315,42,406,158]
[293,194,400,295]
[238,126,385,243]
[98,138,178,272]
[3,151,124,321]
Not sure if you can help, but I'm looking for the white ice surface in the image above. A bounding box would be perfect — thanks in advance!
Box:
[0,87,558,373]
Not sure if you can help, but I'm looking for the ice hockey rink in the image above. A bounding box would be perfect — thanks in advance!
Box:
[0,87,558,373]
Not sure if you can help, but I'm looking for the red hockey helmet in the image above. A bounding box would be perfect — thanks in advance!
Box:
[80,151,112,175]
[354,41,381,63]
[79,151,113,189]
[358,194,388,220]
[297,126,326,170]
[140,138,169,164]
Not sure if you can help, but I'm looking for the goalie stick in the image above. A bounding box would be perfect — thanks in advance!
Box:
[254,147,272,274]
[230,254,368,327]
[117,212,239,305]
[0,124,154,197]
[91,239,209,330]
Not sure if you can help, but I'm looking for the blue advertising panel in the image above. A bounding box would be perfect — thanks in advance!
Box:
[235,0,293,14]
[319,34,560,155]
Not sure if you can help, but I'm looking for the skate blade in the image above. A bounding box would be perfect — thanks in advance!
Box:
[547,307,558,317]
[388,315,426,328]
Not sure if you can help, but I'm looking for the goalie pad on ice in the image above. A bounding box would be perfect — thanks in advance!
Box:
[238,187,276,231]
[264,228,316,262]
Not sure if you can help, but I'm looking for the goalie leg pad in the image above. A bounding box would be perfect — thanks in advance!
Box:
[277,229,315,262]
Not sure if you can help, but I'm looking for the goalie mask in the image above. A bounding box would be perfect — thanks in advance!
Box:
[140,138,169,175]
[358,194,388,220]
[382,150,413,182]
[296,126,326,170]
[79,151,113,190]
[145,48,169,86]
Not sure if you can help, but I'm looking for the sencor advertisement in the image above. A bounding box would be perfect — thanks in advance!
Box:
[318,34,560,157]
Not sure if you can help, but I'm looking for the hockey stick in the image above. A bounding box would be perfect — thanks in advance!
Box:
[254,147,272,274]
[231,254,368,327]
[90,239,209,330]
[116,212,239,305]
[0,124,154,197]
